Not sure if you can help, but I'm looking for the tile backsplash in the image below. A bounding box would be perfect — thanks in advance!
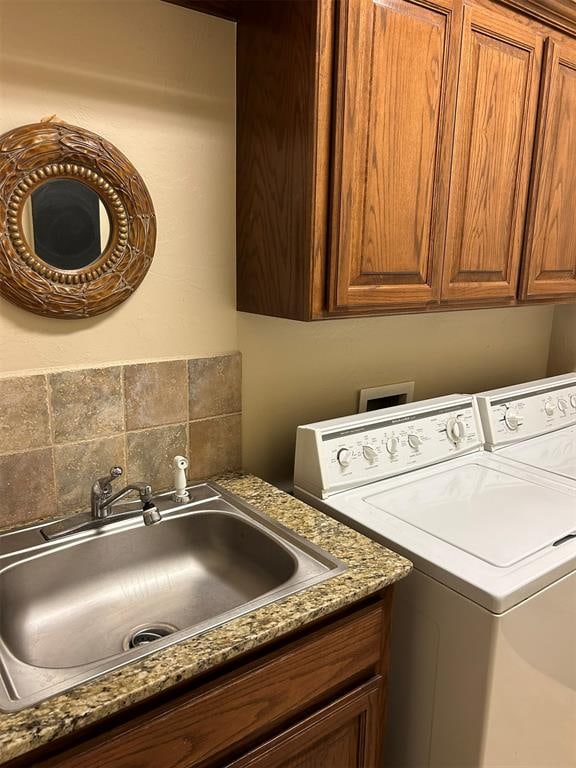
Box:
[0,353,242,527]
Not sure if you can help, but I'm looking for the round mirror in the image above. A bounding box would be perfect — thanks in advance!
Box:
[0,121,156,318]
[21,179,111,270]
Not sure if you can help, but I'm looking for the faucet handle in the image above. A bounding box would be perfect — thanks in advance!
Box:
[97,466,123,496]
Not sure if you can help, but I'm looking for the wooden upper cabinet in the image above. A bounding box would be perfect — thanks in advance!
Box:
[328,0,458,311]
[521,38,576,298]
[441,5,543,302]
[232,0,576,319]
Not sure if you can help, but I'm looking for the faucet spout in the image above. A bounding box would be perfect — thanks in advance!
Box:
[103,482,154,511]
[41,469,161,541]
[91,468,161,525]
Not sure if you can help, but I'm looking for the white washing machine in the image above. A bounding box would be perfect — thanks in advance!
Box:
[294,395,576,768]
[476,372,576,490]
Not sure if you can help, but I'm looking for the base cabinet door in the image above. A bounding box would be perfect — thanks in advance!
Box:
[328,0,458,312]
[521,38,576,299]
[440,4,543,302]
[226,679,383,768]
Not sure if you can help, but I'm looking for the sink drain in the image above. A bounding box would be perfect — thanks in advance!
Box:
[123,623,179,651]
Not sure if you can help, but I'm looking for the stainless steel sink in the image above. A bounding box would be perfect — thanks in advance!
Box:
[0,484,345,712]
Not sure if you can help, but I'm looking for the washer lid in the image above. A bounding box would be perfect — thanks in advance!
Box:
[500,427,576,481]
[364,462,576,567]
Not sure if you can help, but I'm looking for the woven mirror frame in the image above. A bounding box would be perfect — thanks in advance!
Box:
[0,122,156,318]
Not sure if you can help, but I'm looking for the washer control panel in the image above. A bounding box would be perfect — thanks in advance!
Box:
[476,374,576,447]
[294,395,483,498]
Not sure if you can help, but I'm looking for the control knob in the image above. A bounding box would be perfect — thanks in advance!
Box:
[558,398,568,414]
[362,445,378,464]
[386,436,399,455]
[504,409,522,431]
[570,394,576,410]
[407,434,422,450]
[544,400,556,417]
[446,417,466,444]
[337,448,351,468]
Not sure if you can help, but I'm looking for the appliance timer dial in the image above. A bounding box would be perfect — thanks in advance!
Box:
[504,409,522,431]
[446,417,466,444]
[362,445,378,463]
[386,436,399,455]
[337,448,351,468]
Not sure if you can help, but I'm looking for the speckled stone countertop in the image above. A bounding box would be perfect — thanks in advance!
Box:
[0,474,412,765]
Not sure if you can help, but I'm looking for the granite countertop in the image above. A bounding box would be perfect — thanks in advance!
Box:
[0,474,412,765]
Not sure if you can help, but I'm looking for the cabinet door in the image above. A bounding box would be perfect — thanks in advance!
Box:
[441,5,542,302]
[225,678,383,768]
[521,39,576,299]
[328,0,458,311]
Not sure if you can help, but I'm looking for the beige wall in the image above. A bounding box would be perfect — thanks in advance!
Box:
[0,5,559,488]
[0,0,236,374]
[547,304,576,375]
[240,306,555,484]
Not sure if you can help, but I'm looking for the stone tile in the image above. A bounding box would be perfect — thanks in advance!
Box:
[188,414,241,481]
[0,448,56,526]
[54,435,125,515]
[124,360,188,431]
[0,375,50,453]
[188,353,241,420]
[126,424,187,492]
[49,367,123,444]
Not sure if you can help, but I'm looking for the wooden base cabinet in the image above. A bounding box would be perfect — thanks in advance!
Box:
[171,0,576,318]
[227,680,382,768]
[6,596,392,768]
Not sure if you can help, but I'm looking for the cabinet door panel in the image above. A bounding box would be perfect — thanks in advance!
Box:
[521,39,576,298]
[441,6,542,301]
[329,0,457,310]
[226,678,383,768]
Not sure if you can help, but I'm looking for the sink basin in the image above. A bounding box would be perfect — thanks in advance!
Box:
[0,484,345,711]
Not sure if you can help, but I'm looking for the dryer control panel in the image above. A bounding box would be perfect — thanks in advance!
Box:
[294,395,483,498]
[476,373,576,447]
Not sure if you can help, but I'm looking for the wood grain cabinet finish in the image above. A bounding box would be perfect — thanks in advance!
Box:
[225,678,382,768]
[7,597,391,768]
[441,5,543,302]
[329,0,458,311]
[521,37,576,298]
[168,0,576,317]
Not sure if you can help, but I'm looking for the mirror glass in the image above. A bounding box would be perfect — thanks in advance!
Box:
[22,179,111,270]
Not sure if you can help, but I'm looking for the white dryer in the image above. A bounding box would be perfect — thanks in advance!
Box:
[294,395,576,768]
[476,372,576,488]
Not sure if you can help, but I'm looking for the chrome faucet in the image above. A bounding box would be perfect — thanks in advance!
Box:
[91,466,161,526]
[41,466,162,541]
